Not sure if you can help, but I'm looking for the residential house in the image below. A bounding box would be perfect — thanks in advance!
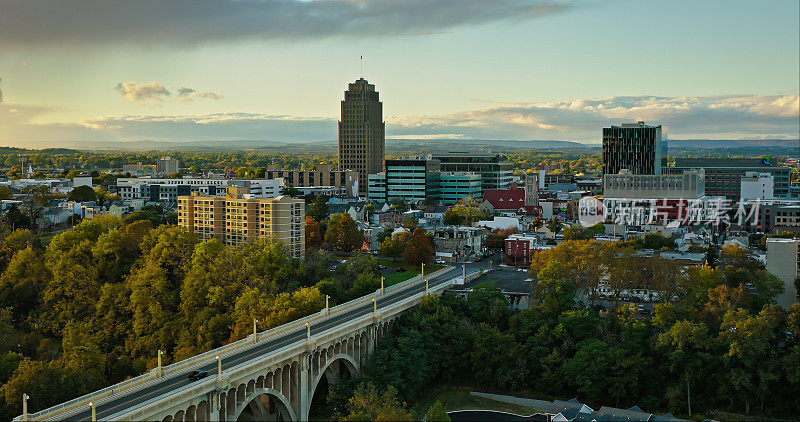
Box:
[433,227,484,262]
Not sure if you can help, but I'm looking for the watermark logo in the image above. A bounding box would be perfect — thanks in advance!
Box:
[578,196,604,227]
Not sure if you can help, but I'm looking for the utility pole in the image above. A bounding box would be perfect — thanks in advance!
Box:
[325,295,330,315]
[306,322,311,344]
[421,262,425,278]
[380,276,384,295]
[90,401,96,422]
[22,394,28,422]
[425,277,429,296]
[373,297,377,316]
[462,264,466,283]
[253,318,258,341]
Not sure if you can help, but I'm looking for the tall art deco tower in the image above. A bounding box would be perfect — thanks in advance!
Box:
[338,78,385,196]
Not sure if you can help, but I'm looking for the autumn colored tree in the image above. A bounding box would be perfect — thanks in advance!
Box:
[379,230,409,260]
[305,217,323,250]
[345,382,412,421]
[443,197,487,226]
[325,213,363,253]
[404,228,434,267]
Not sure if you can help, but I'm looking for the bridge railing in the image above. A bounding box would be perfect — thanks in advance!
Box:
[111,268,463,421]
[18,265,455,421]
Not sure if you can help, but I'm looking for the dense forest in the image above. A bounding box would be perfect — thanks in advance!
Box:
[333,240,800,420]
[0,217,387,420]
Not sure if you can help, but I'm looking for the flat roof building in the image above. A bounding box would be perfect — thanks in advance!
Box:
[178,187,305,258]
[432,152,514,191]
[665,157,791,200]
[602,121,665,175]
[604,170,705,200]
[766,237,800,309]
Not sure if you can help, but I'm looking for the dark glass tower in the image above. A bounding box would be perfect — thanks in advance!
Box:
[338,78,385,196]
[602,121,664,175]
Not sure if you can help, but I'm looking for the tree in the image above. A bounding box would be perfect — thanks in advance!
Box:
[379,230,408,260]
[548,217,563,235]
[404,228,433,267]
[562,339,613,403]
[657,320,713,416]
[0,247,48,326]
[751,270,784,305]
[308,195,330,222]
[345,382,412,421]
[281,186,301,197]
[1,204,32,230]
[305,217,323,250]
[68,185,97,202]
[325,213,363,253]
[467,282,510,328]
[443,198,486,226]
[426,401,450,421]
[402,215,418,230]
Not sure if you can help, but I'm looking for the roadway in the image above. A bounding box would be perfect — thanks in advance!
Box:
[61,264,475,421]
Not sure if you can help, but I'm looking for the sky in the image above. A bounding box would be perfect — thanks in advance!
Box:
[0,0,798,148]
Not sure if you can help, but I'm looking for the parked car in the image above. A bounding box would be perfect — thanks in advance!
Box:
[188,370,208,381]
[396,268,406,273]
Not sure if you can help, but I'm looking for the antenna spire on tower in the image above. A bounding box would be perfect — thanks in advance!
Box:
[360,55,363,78]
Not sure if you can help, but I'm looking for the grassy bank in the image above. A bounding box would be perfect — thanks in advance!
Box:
[412,386,537,419]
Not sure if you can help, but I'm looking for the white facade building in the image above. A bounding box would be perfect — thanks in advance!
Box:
[740,172,774,201]
[115,177,283,202]
[766,238,800,309]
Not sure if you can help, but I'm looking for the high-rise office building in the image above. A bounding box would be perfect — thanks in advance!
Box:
[602,122,665,175]
[338,78,385,196]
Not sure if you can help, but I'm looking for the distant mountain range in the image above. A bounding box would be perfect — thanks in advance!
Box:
[1,138,796,153]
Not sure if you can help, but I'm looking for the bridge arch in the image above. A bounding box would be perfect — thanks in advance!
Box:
[310,353,361,397]
[234,388,296,421]
[307,353,361,418]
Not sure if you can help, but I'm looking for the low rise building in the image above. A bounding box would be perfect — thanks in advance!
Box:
[504,233,552,266]
[116,177,283,202]
[665,157,791,199]
[264,164,359,197]
[433,227,484,262]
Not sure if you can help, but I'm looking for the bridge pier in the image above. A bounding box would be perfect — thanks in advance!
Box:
[298,353,310,422]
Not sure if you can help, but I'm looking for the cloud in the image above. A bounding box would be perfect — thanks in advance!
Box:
[116,81,170,102]
[386,95,800,142]
[0,94,797,148]
[176,87,222,102]
[0,0,568,48]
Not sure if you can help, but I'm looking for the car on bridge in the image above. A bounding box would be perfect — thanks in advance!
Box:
[188,370,208,381]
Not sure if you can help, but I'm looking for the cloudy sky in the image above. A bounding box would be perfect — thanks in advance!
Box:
[0,0,798,147]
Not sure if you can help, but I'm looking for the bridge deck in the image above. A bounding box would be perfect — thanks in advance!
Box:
[24,264,480,422]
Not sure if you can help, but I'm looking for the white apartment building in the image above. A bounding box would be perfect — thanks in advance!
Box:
[766,237,800,309]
